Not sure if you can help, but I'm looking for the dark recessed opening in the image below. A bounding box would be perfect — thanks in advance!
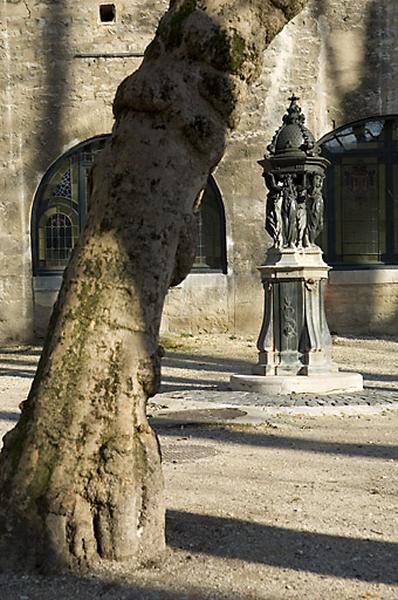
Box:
[100,4,116,23]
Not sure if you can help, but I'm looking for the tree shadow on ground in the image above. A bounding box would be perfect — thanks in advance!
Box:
[160,351,252,392]
[167,510,398,584]
[364,385,398,393]
[160,383,220,392]
[161,349,398,393]
[0,352,39,379]
[0,348,41,357]
[158,425,398,460]
[0,358,38,368]
[350,370,398,383]
[0,575,246,600]
[160,374,224,392]
[0,411,20,422]
[162,351,253,374]
[0,369,36,379]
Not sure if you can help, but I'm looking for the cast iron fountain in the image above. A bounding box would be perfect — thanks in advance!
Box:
[230,96,363,394]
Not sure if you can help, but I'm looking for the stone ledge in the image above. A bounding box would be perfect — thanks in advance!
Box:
[329,268,398,285]
[33,275,63,291]
[229,372,363,395]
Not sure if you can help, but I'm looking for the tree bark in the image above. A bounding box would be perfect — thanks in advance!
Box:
[0,0,307,575]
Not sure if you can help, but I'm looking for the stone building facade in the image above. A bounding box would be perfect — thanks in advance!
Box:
[1,0,398,343]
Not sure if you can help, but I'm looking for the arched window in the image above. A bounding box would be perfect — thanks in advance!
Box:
[32,136,108,273]
[320,116,398,266]
[32,136,227,274]
[194,176,227,273]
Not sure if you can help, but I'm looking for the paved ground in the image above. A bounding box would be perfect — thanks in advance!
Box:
[0,334,397,599]
[149,333,398,425]
[1,334,398,438]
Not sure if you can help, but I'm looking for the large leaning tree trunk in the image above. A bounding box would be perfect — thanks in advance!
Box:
[0,0,307,575]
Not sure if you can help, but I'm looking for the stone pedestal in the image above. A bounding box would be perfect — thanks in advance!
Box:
[230,373,363,394]
[254,247,336,376]
[230,248,363,394]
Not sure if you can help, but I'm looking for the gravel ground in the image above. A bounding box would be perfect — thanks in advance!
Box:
[0,335,397,599]
[158,332,398,396]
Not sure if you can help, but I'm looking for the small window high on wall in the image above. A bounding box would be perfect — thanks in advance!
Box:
[320,116,398,266]
[32,136,227,275]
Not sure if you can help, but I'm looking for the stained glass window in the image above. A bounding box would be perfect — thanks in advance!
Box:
[32,136,107,273]
[52,169,72,200]
[320,116,398,266]
[32,136,227,274]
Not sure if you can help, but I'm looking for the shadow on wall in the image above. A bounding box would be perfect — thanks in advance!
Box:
[313,0,398,124]
[28,3,73,342]
[313,0,398,335]
[33,1,71,175]
[339,0,398,121]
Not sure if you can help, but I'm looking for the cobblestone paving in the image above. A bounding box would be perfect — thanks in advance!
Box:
[156,386,398,408]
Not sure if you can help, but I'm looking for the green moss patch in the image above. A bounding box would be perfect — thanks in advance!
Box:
[158,0,197,49]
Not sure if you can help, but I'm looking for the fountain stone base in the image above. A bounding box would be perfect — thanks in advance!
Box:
[229,248,363,394]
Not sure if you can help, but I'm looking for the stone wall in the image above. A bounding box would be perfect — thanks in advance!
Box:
[326,271,398,336]
[164,0,398,338]
[1,0,398,343]
[0,0,168,342]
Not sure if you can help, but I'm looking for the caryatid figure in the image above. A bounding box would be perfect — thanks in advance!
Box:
[281,175,297,248]
[265,172,283,248]
[296,185,309,248]
[307,173,325,245]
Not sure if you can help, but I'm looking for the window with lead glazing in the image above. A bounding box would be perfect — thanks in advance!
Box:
[193,178,227,272]
[320,117,398,266]
[33,137,108,274]
[45,213,73,260]
[32,136,227,275]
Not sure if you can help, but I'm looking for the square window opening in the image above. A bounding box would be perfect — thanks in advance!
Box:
[100,4,116,23]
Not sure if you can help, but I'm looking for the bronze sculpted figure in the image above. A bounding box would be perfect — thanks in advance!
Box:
[265,171,325,250]
[281,175,297,248]
[265,172,283,247]
[296,185,309,249]
[307,173,324,245]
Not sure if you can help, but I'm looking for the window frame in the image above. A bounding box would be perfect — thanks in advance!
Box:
[38,206,79,270]
[32,136,228,276]
[192,176,228,274]
[32,135,108,276]
[319,115,398,268]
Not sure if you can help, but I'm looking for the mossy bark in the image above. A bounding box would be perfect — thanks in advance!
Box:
[0,0,307,575]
